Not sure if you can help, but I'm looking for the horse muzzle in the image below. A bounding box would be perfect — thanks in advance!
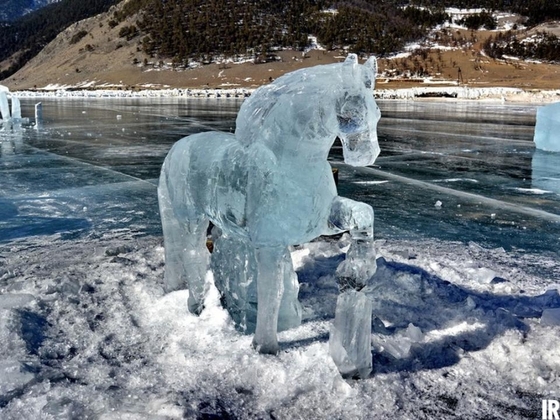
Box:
[341,131,380,167]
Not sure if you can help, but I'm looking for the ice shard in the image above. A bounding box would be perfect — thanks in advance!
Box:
[159,54,380,375]
[0,91,10,122]
[534,102,560,152]
[330,290,373,378]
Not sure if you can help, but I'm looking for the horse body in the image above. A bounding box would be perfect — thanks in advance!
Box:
[160,130,337,246]
[160,132,247,236]
[159,54,381,377]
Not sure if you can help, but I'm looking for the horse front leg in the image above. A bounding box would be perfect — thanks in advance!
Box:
[252,246,285,355]
[328,196,376,378]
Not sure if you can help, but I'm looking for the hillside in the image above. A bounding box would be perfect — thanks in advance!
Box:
[0,0,118,80]
[1,1,559,91]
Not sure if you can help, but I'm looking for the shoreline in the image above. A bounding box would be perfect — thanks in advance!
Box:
[10,86,560,103]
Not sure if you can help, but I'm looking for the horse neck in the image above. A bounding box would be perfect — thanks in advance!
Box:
[265,93,339,164]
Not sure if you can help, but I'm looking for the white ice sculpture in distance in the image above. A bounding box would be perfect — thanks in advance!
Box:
[11,96,21,120]
[0,86,10,122]
[158,54,381,379]
[534,102,560,152]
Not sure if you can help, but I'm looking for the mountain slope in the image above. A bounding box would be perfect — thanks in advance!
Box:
[0,0,118,79]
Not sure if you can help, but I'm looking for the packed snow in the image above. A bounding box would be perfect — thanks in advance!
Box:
[1,232,559,418]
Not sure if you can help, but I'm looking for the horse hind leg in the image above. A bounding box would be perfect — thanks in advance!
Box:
[211,230,302,335]
[158,176,210,315]
[252,246,287,354]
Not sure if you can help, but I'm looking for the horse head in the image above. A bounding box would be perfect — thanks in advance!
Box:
[335,54,381,167]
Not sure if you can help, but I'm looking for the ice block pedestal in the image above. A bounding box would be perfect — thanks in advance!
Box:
[534,102,560,152]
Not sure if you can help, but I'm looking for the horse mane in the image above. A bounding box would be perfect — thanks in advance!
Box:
[234,63,349,147]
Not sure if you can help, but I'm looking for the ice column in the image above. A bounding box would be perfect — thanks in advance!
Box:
[534,102,560,152]
[11,97,21,120]
[330,290,373,378]
[0,91,10,121]
[35,102,43,128]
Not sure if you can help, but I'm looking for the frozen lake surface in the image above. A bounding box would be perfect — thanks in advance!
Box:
[0,99,559,419]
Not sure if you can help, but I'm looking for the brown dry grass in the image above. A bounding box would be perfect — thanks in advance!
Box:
[378,29,560,90]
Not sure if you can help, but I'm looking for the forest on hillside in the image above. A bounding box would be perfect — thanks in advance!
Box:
[120,0,448,64]
[410,0,560,25]
[0,0,34,21]
[483,31,560,62]
[1,0,559,81]
[117,0,559,66]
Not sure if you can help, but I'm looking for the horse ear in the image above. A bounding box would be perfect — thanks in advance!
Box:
[365,56,377,76]
[363,56,377,89]
[343,53,358,67]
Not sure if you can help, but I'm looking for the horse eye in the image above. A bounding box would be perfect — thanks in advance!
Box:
[337,115,352,125]
[337,115,357,132]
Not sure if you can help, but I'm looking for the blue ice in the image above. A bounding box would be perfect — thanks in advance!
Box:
[534,102,560,152]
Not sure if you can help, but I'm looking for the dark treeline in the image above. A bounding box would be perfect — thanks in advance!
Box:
[483,31,560,62]
[0,0,117,79]
[137,0,322,62]
[314,3,448,55]
[410,0,560,25]
[122,0,448,64]
[457,10,497,30]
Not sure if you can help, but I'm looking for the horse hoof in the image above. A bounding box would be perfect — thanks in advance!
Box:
[187,296,204,316]
[340,368,372,380]
[252,339,279,355]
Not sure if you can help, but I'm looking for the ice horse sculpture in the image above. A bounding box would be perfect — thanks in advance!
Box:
[158,54,380,378]
[534,102,560,152]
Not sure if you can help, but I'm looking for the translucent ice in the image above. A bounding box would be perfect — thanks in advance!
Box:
[532,149,560,195]
[329,290,373,378]
[159,54,380,373]
[541,308,560,326]
[405,323,424,342]
[11,96,21,120]
[0,90,9,122]
[35,102,43,128]
[210,227,302,333]
[534,102,560,152]
[0,360,35,396]
[0,293,35,310]
[0,86,31,125]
